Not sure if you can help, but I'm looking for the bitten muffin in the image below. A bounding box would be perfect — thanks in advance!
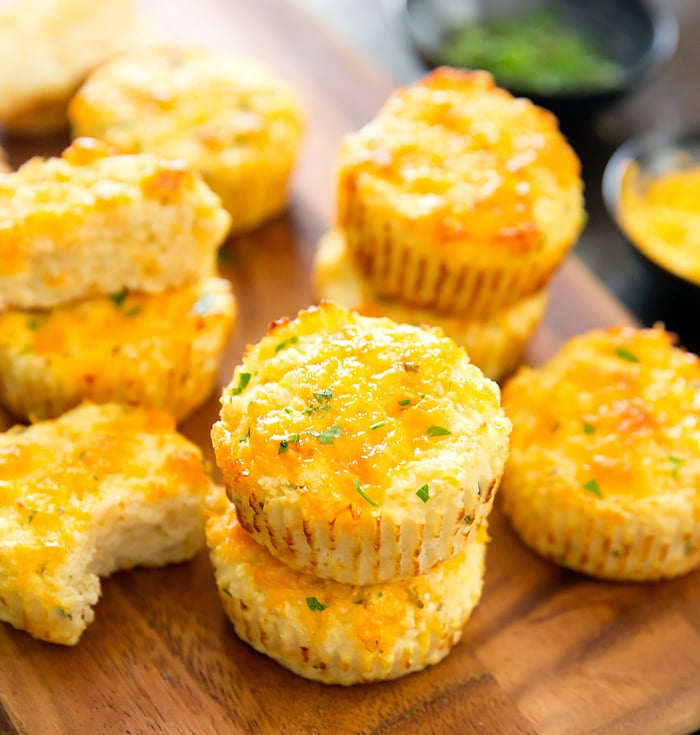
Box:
[0,0,146,136]
[336,68,584,318]
[212,301,510,585]
[501,326,700,580]
[207,489,488,685]
[0,277,236,422]
[69,43,305,234]
[0,138,230,312]
[0,403,212,645]
[313,229,548,381]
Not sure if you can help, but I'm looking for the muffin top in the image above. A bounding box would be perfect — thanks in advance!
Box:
[504,326,700,511]
[337,68,583,255]
[69,43,304,172]
[213,301,510,524]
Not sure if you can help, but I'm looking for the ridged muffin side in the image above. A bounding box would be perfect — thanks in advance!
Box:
[501,326,700,580]
[207,490,487,685]
[212,301,510,584]
[70,43,305,234]
[312,229,548,381]
[0,277,236,422]
[336,68,584,318]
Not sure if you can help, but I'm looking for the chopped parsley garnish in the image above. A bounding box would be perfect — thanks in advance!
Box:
[397,399,411,406]
[426,426,451,437]
[582,420,596,435]
[27,317,43,330]
[275,335,299,353]
[354,478,378,507]
[304,389,332,415]
[239,427,250,443]
[278,434,300,454]
[109,291,127,308]
[124,306,141,318]
[369,421,387,430]
[27,510,37,523]
[217,249,235,266]
[283,407,293,414]
[582,479,602,497]
[614,347,640,363]
[416,484,430,503]
[668,455,685,479]
[221,587,232,597]
[231,372,252,395]
[306,597,328,612]
[192,292,217,316]
[402,362,419,373]
[312,425,342,445]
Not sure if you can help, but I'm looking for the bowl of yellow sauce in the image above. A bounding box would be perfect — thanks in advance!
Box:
[603,128,700,288]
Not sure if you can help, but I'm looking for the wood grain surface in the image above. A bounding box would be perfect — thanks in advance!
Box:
[1,1,699,734]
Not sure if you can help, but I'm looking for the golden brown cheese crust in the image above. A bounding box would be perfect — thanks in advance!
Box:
[0,277,236,421]
[69,43,305,233]
[312,229,548,381]
[0,403,212,644]
[207,490,487,685]
[212,301,510,584]
[0,0,147,136]
[502,326,700,580]
[336,68,584,317]
[0,138,230,311]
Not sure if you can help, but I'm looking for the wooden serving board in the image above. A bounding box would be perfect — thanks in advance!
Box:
[1,1,699,733]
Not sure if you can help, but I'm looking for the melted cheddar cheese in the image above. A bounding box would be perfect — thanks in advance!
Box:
[504,326,700,510]
[0,277,236,421]
[337,68,583,258]
[214,301,510,522]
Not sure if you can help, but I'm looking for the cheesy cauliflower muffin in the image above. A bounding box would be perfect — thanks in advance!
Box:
[0,277,236,422]
[69,43,305,234]
[212,301,510,585]
[0,138,230,312]
[502,326,700,580]
[336,68,584,319]
[313,229,548,381]
[0,0,146,136]
[207,490,487,685]
[0,403,212,645]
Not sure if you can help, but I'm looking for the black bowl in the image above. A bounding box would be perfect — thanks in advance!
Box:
[393,0,678,119]
[602,127,700,320]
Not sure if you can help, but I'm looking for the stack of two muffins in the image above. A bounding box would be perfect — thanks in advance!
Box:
[209,300,511,684]
[314,69,585,382]
[0,137,236,423]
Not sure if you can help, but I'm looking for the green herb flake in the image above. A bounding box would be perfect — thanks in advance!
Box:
[304,389,332,415]
[217,249,235,266]
[402,362,419,373]
[354,478,378,507]
[278,434,300,454]
[397,399,411,407]
[221,587,232,597]
[109,291,127,308]
[275,335,299,353]
[124,306,141,318]
[239,427,250,443]
[231,372,252,396]
[416,484,430,503]
[614,347,640,363]
[582,479,602,498]
[313,425,342,445]
[283,407,293,414]
[369,421,387,430]
[27,317,43,330]
[582,421,596,435]
[669,455,686,479]
[306,596,328,612]
[426,425,451,437]
[27,510,37,523]
[192,292,217,316]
